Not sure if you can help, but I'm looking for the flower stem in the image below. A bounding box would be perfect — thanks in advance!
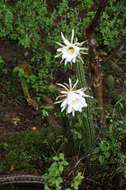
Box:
[76,60,95,150]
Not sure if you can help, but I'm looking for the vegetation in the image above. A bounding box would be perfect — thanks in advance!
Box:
[0,0,126,189]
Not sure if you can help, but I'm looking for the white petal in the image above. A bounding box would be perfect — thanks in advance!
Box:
[56,94,66,100]
[66,57,73,62]
[61,106,66,112]
[56,83,68,90]
[69,78,72,89]
[64,59,68,65]
[79,40,88,46]
[72,110,75,116]
[57,48,63,52]
[61,98,67,107]
[63,82,70,88]
[67,105,72,114]
[78,56,84,64]
[61,100,67,112]
[80,47,88,50]
[74,37,78,43]
[83,93,93,98]
[80,51,88,55]
[56,42,64,47]
[75,89,85,96]
[72,79,78,90]
[62,54,67,59]
[72,58,76,63]
[71,29,74,43]
[55,53,62,58]
[54,100,63,104]
[61,32,70,45]
[60,91,68,94]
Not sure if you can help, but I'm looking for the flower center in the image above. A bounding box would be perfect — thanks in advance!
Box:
[72,98,79,105]
[67,46,75,55]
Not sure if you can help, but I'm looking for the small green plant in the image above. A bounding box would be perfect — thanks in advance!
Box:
[90,120,126,180]
[69,172,84,190]
[0,56,4,64]
[12,117,20,126]
[42,153,84,190]
[42,153,68,190]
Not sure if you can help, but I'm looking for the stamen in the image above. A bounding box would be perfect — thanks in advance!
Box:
[67,47,75,54]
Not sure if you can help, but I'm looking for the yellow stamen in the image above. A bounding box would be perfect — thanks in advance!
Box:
[67,47,75,55]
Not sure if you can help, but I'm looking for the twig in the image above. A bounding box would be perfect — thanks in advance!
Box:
[85,0,109,127]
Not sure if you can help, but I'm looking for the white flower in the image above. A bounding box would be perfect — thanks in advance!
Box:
[55,29,88,65]
[55,78,92,116]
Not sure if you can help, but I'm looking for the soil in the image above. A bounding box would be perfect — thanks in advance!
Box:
[0,104,42,136]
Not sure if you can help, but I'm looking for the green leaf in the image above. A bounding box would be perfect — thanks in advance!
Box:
[94,147,100,153]
[45,184,51,190]
[53,156,58,161]
[59,153,64,160]
[105,152,110,159]
[99,155,105,164]
[59,165,64,173]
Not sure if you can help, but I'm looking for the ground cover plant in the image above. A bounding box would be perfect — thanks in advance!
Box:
[0,0,126,189]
